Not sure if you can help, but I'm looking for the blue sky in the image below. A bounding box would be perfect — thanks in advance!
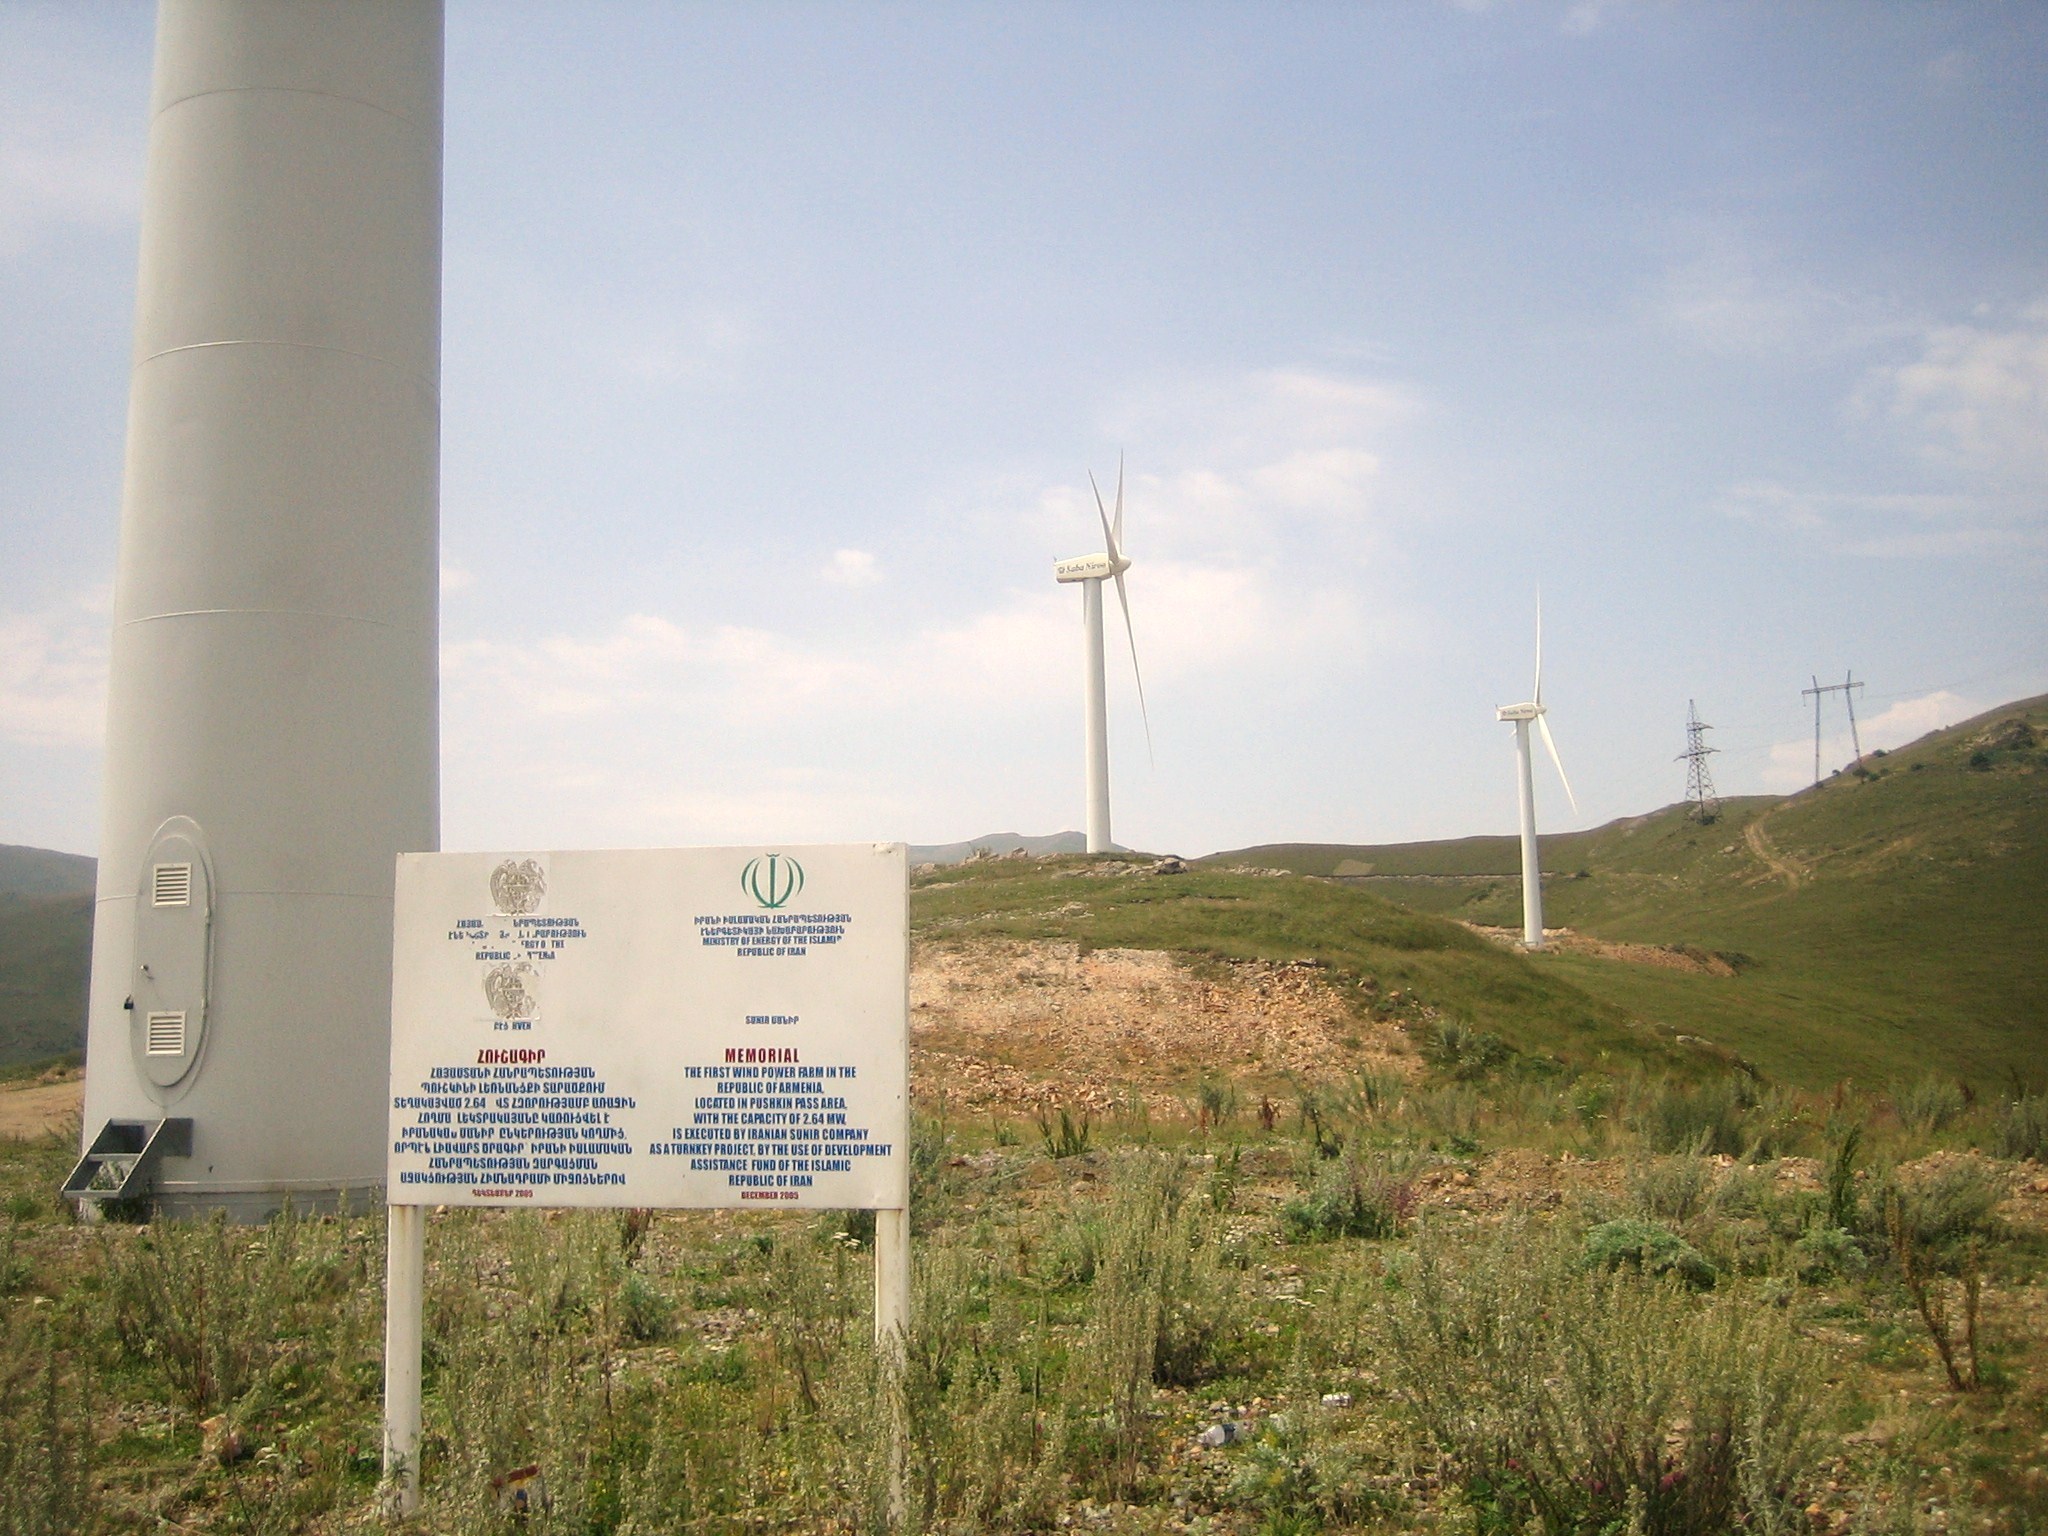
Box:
[4,1,2045,859]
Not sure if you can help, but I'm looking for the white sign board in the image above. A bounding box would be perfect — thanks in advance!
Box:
[387,843,908,1210]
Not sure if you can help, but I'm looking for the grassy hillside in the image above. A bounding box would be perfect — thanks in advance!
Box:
[1208,695,2048,1091]
[0,843,93,898]
[5,698,2039,1085]
[914,857,1698,1077]
[0,891,90,1066]
[0,844,93,1066]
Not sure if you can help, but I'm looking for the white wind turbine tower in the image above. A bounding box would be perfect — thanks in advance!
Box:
[1495,600,1577,948]
[1054,458,1151,853]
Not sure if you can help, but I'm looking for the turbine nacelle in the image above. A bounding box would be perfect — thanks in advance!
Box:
[1054,550,1129,583]
[1495,702,1543,723]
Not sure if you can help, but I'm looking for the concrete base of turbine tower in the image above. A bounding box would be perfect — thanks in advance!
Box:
[155,1181,384,1222]
[77,1181,384,1224]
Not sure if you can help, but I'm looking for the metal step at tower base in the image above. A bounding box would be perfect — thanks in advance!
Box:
[62,1119,193,1213]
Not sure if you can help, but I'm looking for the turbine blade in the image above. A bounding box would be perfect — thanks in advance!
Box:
[1533,591,1544,707]
[1113,569,1153,765]
[1113,451,1125,550]
[1535,712,1577,815]
[1089,470,1119,562]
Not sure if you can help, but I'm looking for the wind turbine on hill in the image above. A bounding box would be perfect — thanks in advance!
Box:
[1496,600,1577,949]
[1054,458,1151,853]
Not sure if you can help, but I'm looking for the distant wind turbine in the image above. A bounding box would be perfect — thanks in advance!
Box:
[1054,457,1151,853]
[1495,599,1577,948]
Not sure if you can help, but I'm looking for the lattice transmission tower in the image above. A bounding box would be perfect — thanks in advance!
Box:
[1801,671,1864,785]
[1677,699,1720,823]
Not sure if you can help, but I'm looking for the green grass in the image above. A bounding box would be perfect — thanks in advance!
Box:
[1205,695,2048,1091]
[3,1081,2044,1534]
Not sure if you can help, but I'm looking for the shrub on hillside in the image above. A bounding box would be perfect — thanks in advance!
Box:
[102,1203,375,1417]
[1826,1126,1863,1232]
[1079,1153,1240,1399]
[1630,1144,1715,1223]
[1996,1093,2048,1162]
[1426,1020,1513,1081]
[1408,1083,1483,1152]
[1892,1075,1968,1135]
[1793,1224,1867,1283]
[0,1215,29,1296]
[1223,1390,1387,1532]
[1281,1147,1414,1242]
[0,1309,96,1536]
[1381,1223,1825,1536]
[1635,1075,1756,1157]
[619,1271,675,1342]
[1862,1159,2007,1259]
[912,1107,961,1216]
[1583,1217,1717,1290]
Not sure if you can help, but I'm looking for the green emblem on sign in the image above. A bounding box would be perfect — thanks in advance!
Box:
[742,853,804,909]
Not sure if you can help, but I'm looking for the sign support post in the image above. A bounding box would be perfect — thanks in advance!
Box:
[383,1202,426,1516]
[876,1204,910,1525]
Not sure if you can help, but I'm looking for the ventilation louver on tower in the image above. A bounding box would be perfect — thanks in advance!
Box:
[145,1011,187,1056]
[152,863,192,906]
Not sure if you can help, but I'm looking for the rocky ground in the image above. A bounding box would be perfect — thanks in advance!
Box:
[909,938,1420,1119]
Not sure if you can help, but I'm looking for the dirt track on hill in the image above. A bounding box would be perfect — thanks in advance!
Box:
[0,1071,82,1140]
[1745,814,1806,889]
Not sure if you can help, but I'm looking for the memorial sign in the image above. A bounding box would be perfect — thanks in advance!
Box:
[387,843,908,1210]
[381,844,910,1515]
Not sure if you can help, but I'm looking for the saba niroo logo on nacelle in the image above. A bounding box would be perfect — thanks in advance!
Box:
[741,853,805,909]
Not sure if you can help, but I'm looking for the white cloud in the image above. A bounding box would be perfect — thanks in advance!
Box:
[0,596,108,749]
[445,614,881,726]
[437,362,1427,848]
[820,548,882,587]
[1714,481,2040,557]
[1249,447,1385,512]
[1081,367,1422,565]
[1562,0,1632,37]
[0,29,144,255]
[1718,304,2048,556]
[1647,220,1900,361]
[438,564,1362,847]
[1857,305,2048,491]
[602,303,756,387]
[444,551,1324,748]
[1761,688,1974,791]
[1925,49,1976,91]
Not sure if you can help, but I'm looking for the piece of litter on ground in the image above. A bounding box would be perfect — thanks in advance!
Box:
[492,1465,548,1514]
